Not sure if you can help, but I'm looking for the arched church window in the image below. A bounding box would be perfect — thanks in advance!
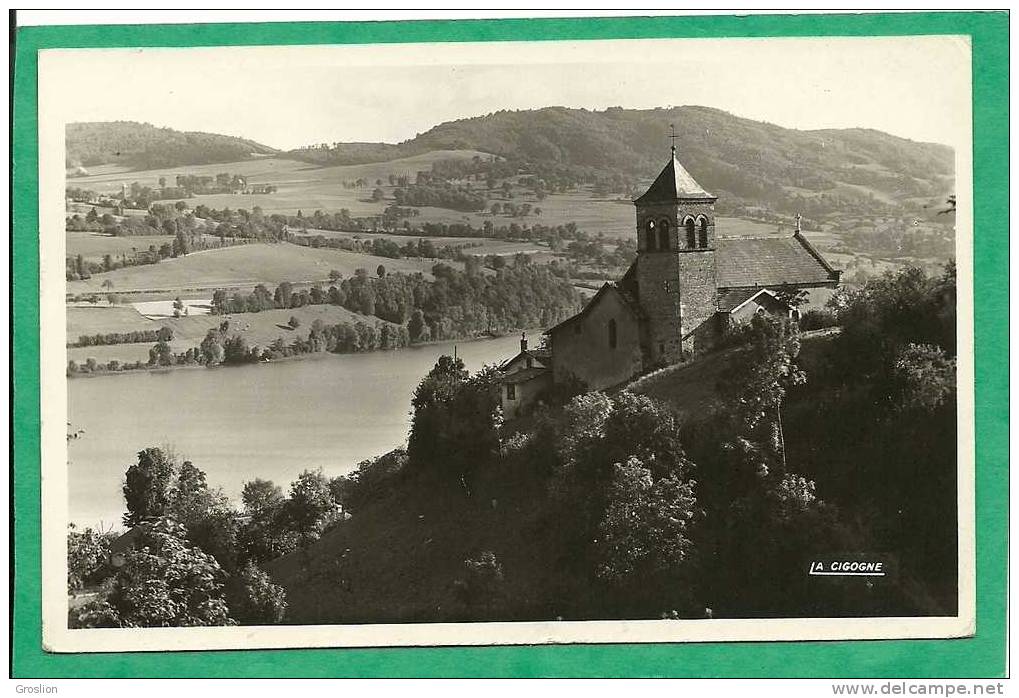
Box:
[645,220,657,252]
[684,217,696,249]
[608,319,617,349]
[698,217,709,248]
[658,219,670,251]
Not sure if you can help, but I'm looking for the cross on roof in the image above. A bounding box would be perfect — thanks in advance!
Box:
[669,124,679,155]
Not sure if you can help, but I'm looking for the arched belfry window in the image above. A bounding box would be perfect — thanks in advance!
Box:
[644,220,657,252]
[684,217,696,249]
[698,217,710,248]
[608,319,618,349]
[658,219,670,251]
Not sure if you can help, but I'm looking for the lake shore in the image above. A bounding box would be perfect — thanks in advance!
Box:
[66,327,542,379]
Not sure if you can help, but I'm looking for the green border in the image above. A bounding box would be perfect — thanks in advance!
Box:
[12,12,1008,678]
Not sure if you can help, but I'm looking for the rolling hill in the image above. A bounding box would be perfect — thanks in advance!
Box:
[289,106,954,219]
[66,121,278,171]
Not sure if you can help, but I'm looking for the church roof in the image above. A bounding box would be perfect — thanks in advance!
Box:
[634,150,715,203]
[544,282,643,335]
[716,233,841,289]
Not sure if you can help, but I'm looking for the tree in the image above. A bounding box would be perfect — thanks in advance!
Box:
[173,296,185,318]
[242,479,284,516]
[149,340,174,366]
[594,457,699,613]
[70,519,233,628]
[717,314,805,475]
[891,343,956,413]
[123,448,176,527]
[328,269,343,284]
[284,469,339,543]
[67,524,113,591]
[371,187,385,202]
[288,315,301,330]
[172,228,190,257]
[226,562,287,624]
[200,329,225,365]
[454,551,504,618]
[376,264,387,279]
[274,281,294,309]
[408,308,427,343]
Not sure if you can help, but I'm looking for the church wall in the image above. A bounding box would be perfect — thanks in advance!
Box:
[637,252,683,365]
[677,250,719,354]
[549,291,643,391]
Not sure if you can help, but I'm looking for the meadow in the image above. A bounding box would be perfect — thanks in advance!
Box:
[69,150,789,242]
[67,301,392,365]
[66,241,445,296]
[293,228,548,257]
[67,231,178,261]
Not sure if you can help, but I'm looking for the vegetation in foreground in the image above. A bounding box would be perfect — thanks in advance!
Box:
[70,263,957,625]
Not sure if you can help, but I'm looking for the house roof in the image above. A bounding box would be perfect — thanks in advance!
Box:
[716,233,840,289]
[498,348,551,372]
[634,151,715,203]
[718,288,787,314]
[716,288,763,313]
[544,282,642,335]
[501,366,551,384]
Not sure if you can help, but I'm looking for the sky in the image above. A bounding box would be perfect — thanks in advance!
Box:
[41,35,971,151]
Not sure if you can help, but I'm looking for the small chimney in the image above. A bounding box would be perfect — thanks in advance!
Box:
[520,332,528,352]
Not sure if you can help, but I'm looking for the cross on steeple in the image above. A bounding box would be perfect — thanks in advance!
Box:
[669,124,678,155]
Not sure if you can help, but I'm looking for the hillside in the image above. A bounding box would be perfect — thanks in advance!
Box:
[66,121,278,171]
[65,241,442,296]
[289,106,954,219]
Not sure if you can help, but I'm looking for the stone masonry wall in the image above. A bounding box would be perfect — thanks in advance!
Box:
[549,289,643,391]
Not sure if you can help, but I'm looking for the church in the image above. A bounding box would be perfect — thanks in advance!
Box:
[498,146,841,418]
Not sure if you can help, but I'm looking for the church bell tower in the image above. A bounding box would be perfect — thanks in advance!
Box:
[634,137,718,364]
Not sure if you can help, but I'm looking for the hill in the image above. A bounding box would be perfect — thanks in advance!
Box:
[289,106,954,220]
[66,121,278,171]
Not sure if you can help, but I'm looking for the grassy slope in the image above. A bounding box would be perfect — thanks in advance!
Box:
[267,331,838,623]
[66,241,442,295]
[67,298,388,365]
[69,150,490,197]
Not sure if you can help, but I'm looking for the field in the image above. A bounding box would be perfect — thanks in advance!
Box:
[67,302,388,365]
[66,232,178,261]
[66,241,446,296]
[293,228,547,257]
[67,150,491,198]
[69,150,789,242]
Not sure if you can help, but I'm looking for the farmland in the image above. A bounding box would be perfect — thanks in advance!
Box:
[69,150,790,242]
[67,301,390,366]
[66,241,446,296]
[67,150,491,198]
[67,231,177,261]
[292,228,548,257]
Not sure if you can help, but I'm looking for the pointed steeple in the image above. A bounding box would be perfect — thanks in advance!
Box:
[634,151,714,204]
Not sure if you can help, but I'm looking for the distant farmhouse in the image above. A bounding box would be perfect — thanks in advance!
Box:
[499,146,841,418]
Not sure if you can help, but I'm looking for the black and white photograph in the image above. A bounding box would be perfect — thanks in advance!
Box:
[37,34,973,651]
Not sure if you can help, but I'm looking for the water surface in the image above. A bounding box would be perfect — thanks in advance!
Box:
[67,334,524,527]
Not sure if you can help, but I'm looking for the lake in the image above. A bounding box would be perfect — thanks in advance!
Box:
[67,333,527,528]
